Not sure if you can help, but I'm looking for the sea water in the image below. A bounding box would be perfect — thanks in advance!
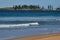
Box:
[0,10,60,40]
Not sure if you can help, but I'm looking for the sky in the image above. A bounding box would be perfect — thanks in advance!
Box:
[0,0,60,8]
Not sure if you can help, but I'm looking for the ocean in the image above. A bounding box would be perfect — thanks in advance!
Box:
[0,10,60,40]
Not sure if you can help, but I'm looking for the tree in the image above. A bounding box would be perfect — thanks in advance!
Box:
[41,6,45,10]
[29,5,40,9]
[56,7,60,10]
[18,5,21,9]
[22,5,28,9]
[13,5,18,10]
[13,5,40,10]
[48,5,53,10]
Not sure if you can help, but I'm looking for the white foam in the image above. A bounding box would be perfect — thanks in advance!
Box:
[0,22,39,28]
[29,22,39,26]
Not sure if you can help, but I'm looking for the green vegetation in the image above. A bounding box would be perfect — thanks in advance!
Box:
[13,5,40,10]
[56,7,60,10]
[48,5,53,10]
[0,5,60,10]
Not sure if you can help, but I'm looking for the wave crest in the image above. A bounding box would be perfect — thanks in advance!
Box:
[0,22,39,28]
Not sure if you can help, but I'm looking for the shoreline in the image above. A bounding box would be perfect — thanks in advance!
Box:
[0,7,41,10]
[9,33,60,40]
[0,9,59,11]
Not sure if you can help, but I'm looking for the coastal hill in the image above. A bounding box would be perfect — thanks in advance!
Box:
[0,5,41,10]
[0,7,13,10]
[0,5,60,10]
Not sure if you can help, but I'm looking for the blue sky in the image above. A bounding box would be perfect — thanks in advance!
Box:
[0,0,60,8]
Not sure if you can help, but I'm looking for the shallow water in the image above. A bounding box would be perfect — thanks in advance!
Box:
[0,10,60,40]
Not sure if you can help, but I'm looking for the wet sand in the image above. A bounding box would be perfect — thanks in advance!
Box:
[10,33,60,40]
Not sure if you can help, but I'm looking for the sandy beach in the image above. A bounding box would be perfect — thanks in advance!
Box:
[9,33,60,40]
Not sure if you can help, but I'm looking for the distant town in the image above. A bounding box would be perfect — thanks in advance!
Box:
[0,5,60,10]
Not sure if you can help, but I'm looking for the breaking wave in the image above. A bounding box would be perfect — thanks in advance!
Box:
[0,22,39,28]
